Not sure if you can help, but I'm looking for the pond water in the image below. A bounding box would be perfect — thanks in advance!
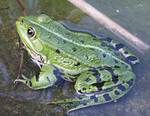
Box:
[0,0,150,116]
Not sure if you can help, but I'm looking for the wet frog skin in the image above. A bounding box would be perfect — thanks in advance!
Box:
[15,14,139,112]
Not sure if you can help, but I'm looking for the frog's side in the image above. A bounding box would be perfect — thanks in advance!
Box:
[15,14,139,112]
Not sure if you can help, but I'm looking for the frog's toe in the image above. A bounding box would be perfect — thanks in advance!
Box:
[47,98,82,111]
[14,75,31,87]
[21,74,30,80]
[14,78,28,85]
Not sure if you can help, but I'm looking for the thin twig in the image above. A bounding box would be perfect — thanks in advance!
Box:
[14,38,24,87]
[13,51,24,88]
[16,0,27,16]
[16,51,24,79]
[68,0,149,54]
[0,7,9,10]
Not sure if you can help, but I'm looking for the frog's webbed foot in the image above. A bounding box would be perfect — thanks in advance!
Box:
[48,97,86,114]
[14,74,36,89]
[14,74,30,85]
[14,65,58,90]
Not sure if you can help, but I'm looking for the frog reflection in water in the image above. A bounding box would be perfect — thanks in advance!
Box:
[15,14,139,112]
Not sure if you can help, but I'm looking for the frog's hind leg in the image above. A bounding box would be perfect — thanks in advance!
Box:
[67,79,135,113]
[105,37,139,65]
[49,69,135,113]
[14,65,58,90]
[74,69,113,95]
[74,68,135,96]
[73,70,135,112]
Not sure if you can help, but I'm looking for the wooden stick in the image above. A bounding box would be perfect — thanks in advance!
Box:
[68,0,149,53]
[16,0,27,16]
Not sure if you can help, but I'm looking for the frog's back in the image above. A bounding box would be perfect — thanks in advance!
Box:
[26,15,131,67]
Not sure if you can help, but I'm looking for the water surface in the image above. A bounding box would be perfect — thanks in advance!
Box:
[0,0,150,116]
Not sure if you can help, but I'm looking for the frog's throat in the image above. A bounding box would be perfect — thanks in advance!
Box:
[30,50,45,66]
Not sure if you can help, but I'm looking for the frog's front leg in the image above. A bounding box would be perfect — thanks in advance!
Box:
[14,64,57,90]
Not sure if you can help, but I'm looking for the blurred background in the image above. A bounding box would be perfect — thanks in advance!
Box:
[0,0,150,116]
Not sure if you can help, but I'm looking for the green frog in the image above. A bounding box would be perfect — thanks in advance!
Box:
[15,14,139,112]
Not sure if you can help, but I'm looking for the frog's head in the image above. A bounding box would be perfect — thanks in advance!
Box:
[16,14,51,53]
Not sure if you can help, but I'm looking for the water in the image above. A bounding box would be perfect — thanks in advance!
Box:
[0,0,150,116]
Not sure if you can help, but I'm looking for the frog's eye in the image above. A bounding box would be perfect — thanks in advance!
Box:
[27,27,35,38]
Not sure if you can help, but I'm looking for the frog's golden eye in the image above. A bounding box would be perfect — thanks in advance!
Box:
[27,27,35,38]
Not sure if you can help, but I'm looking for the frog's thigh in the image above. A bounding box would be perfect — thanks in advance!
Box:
[74,68,135,95]
[74,70,113,94]
[28,64,57,90]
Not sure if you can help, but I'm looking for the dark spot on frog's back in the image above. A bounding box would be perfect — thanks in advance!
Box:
[106,37,112,42]
[56,49,60,54]
[63,40,66,43]
[72,47,77,52]
[85,55,89,60]
[124,51,128,54]
[115,43,124,50]
[80,40,85,44]
[74,62,80,66]
[65,32,71,36]
[114,65,120,68]
[103,53,106,58]
[103,94,112,101]
[90,48,95,51]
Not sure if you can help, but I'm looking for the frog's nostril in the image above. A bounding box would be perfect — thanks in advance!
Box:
[21,19,24,23]
[17,16,24,22]
[16,17,24,27]
[16,21,20,27]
